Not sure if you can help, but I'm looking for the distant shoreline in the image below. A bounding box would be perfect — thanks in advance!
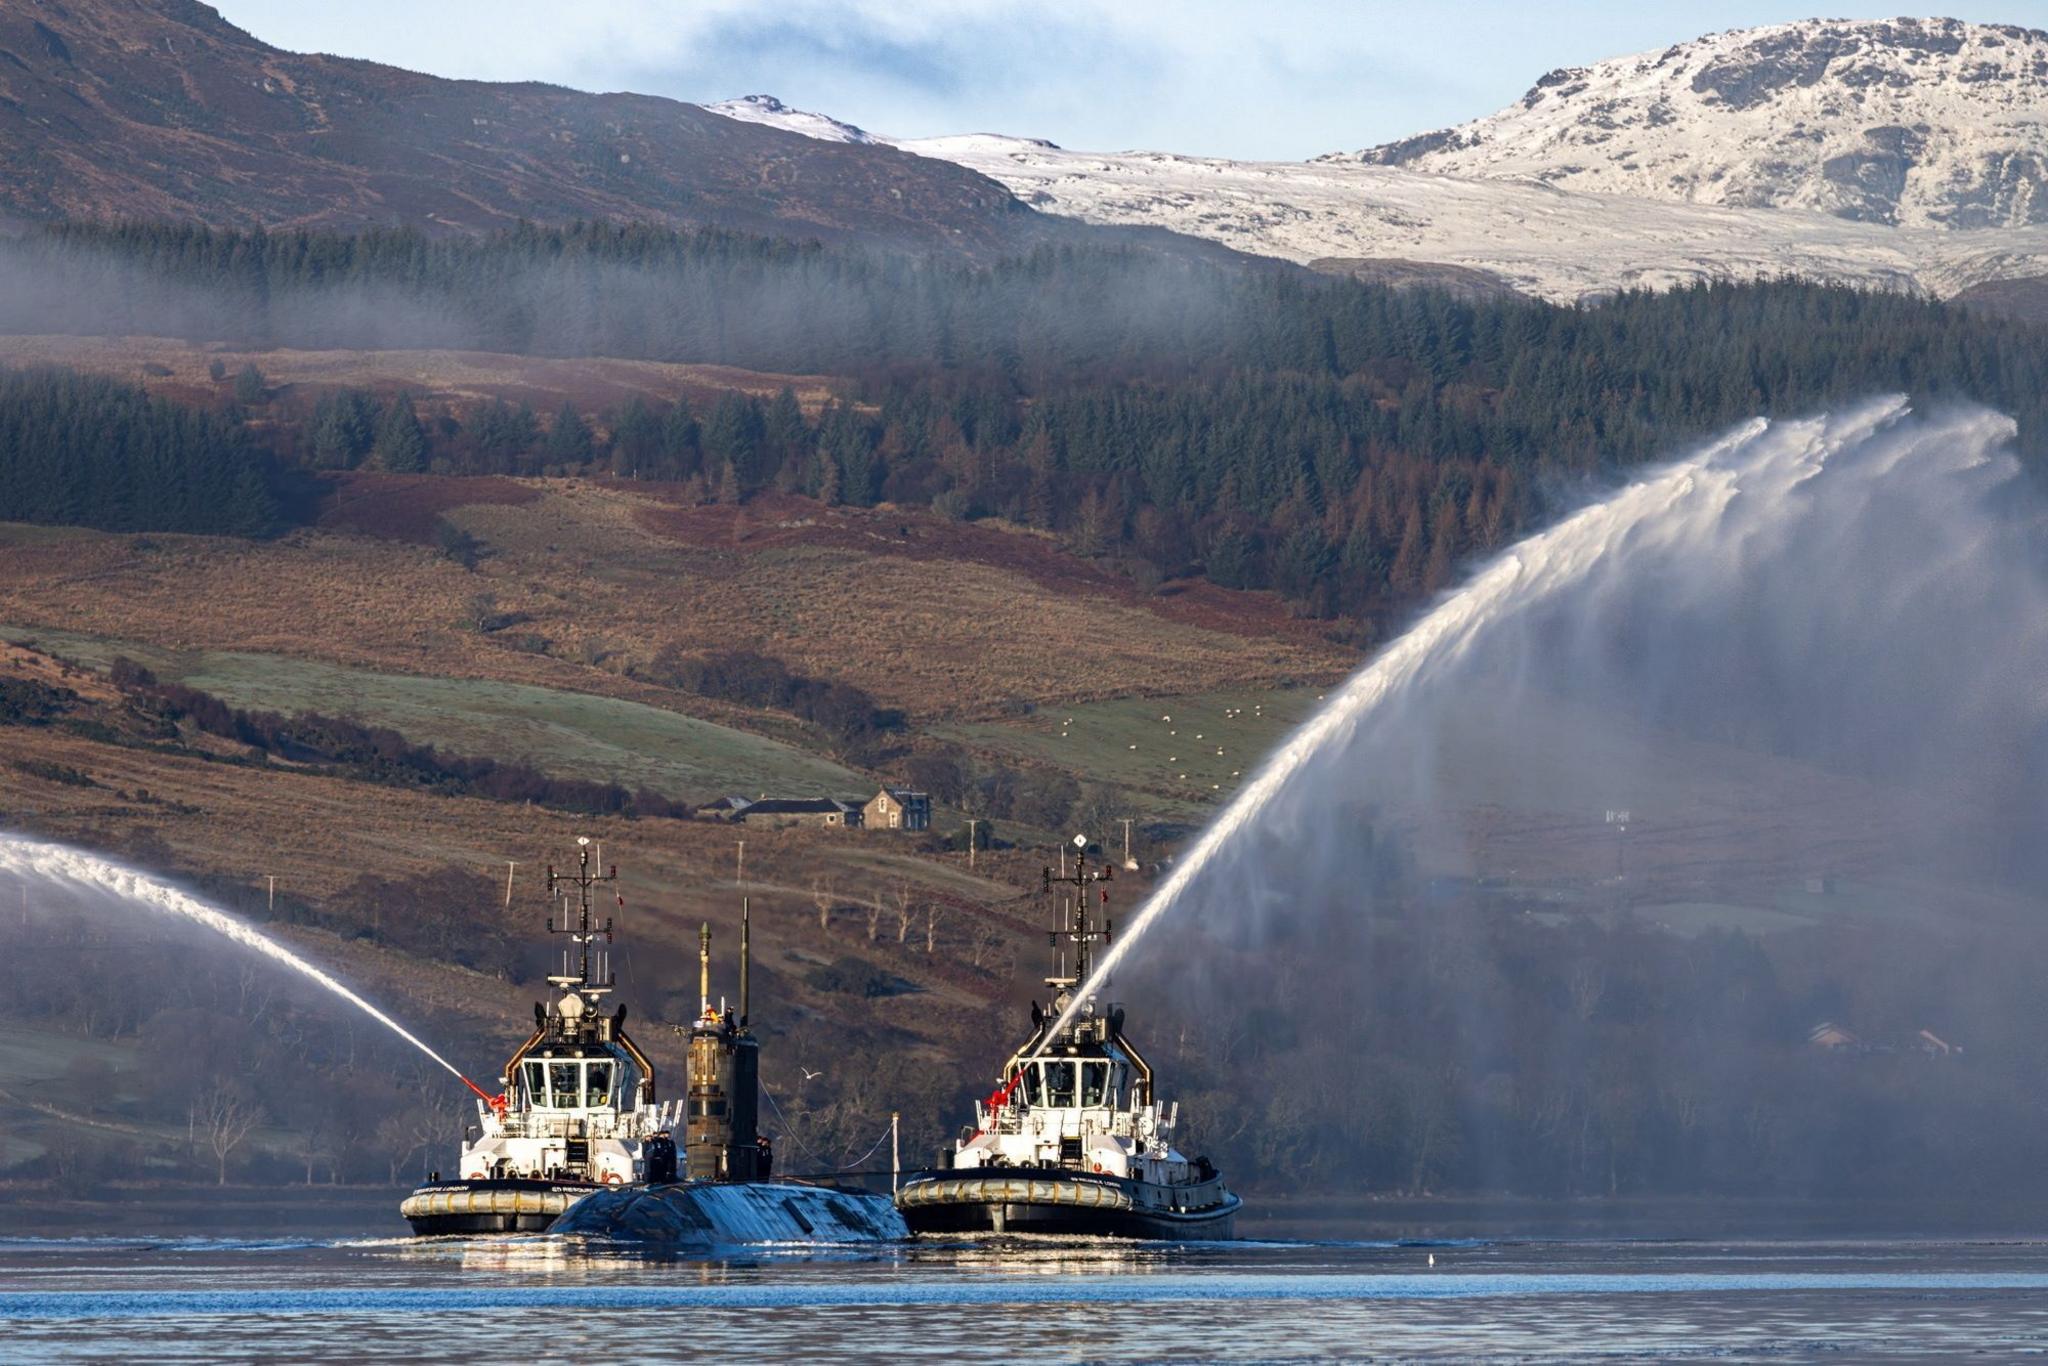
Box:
[0,1184,404,1240]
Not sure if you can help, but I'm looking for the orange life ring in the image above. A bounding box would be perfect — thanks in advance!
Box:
[603,1172,624,1185]
[465,1171,486,1181]
[1091,1162,1103,1173]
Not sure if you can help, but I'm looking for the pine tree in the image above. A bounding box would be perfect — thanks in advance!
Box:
[310,390,377,470]
[544,402,594,468]
[813,450,843,506]
[608,396,660,477]
[233,363,266,405]
[372,393,427,473]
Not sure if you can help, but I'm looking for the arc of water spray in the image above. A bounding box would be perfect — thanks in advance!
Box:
[1047,404,1911,1042]
[0,833,495,1102]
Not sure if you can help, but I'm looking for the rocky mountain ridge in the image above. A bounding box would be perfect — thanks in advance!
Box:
[1331,17,2048,230]
[708,19,2048,300]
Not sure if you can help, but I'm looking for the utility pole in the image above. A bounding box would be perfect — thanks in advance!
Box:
[1605,809,1631,916]
[266,875,276,914]
[966,819,978,872]
[504,860,520,909]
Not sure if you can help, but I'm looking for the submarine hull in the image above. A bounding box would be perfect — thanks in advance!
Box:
[552,1181,909,1247]
[401,1178,604,1235]
[896,1168,1239,1241]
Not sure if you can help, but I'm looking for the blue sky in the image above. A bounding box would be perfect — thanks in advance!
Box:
[214,3,2048,160]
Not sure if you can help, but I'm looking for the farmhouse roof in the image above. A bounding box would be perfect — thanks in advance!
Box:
[742,797,856,816]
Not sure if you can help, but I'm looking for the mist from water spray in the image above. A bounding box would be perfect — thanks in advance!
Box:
[0,832,479,1091]
[1055,397,2048,1036]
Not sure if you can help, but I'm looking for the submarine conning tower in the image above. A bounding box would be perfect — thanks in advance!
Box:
[684,901,766,1182]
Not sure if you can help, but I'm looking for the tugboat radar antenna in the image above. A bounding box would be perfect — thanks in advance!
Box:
[544,835,618,997]
[1042,834,1113,1008]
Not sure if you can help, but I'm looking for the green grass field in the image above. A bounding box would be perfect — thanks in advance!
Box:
[4,625,868,804]
[935,684,1326,821]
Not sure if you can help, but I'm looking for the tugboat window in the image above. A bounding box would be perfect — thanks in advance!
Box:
[1020,1068,1043,1106]
[549,1062,581,1108]
[1042,1061,1077,1107]
[1081,1062,1109,1107]
[522,1060,548,1103]
[584,1061,614,1107]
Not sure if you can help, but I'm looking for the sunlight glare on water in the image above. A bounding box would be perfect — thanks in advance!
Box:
[5,1235,2048,1359]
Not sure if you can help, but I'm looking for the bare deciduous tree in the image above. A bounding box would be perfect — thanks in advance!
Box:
[198,1082,263,1186]
[926,902,946,954]
[865,893,882,942]
[810,877,834,932]
[894,886,914,944]
[377,1086,468,1184]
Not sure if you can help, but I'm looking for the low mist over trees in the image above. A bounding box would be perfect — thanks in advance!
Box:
[10,223,2048,629]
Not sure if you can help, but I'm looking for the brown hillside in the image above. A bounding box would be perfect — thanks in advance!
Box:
[0,335,846,416]
[0,479,1352,721]
[0,657,1050,1082]
[0,0,1104,255]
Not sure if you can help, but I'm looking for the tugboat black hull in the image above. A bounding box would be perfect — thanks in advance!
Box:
[897,1169,1239,1241]
[401,1178,605,1236]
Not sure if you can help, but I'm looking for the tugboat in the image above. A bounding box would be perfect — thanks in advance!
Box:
[402,839,682,1235]
[896,839,1239,1239]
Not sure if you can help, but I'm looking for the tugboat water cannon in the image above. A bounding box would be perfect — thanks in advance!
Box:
[895,835,1239,1239]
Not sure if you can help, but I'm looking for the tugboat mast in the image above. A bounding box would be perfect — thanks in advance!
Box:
[1043,837,1113,1012]
[546,837,616,998]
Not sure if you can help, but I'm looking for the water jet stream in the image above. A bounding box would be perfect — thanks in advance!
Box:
[1050,397,1991,1038]
[0,833,490,1099]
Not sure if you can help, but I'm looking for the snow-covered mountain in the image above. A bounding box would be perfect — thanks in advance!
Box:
[1329,18,2048,230]
[887,134,2048,303]
[701,94,883,145]
[696,20,2048,303]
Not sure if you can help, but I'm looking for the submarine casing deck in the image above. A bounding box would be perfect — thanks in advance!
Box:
[897,1168,1239,1240]
[552,1180,908,1245]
